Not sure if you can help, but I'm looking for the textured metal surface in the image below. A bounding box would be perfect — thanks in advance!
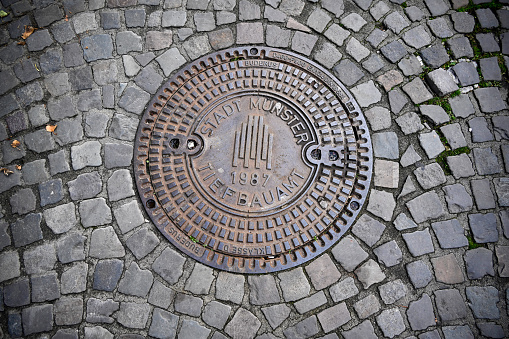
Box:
[134,47,373,273]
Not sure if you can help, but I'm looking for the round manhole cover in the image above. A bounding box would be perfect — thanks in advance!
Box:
[134,47,373,273]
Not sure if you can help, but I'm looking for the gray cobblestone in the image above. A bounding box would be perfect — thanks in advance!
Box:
[355,259,386,289]
[330,277,359,302]
[332,235,368,272]
[89,226,125,258]
[22,304,53,335]
[466,286,500,319]
[354,294,380,319]
[118,262,153,298]
[294,291,326,314]
[432,254,464,284]
[406,260,433,288]
[149,308,179,339]
[317,302,351,333]
[374,240,402,267]
[262,304,290,328]
[225,308,261,339]
[61,262,87,294]
[407,293,435,330]
[249,275,280,305]
[305,253,341,290]
[117,302,151,329]
[11,213,43,247]
[86,298,119,324]
[153,248,185,284]
[93,259,123,292]
[435,289,467,322]
[148,280,174,309]
[126,227,159,260]
[376,308,405,338]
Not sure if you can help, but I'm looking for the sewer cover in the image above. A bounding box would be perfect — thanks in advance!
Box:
[134,47,372,273]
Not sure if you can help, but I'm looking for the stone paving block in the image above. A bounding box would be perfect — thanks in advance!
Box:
[11,213,43,247]
[0,95,19,119]
[403,228,434,257]
[69,66,94,91]
[24,127,54,152]
[107,170,135,202]
[0,43,23,65]
[376,69,403,92]
[149,308,179,339]
[57,232,86,263]
[388,89,408,115]
[451,12,475,33]
[427,69,459,97]
[89,226,125,259]
[420,105,449,125]
[474,147,501,175]
[101,11,121,29]
[493,116,509,141]
[31,271,60,302]
[355,259,385,289]
[148,280,174,309]
[109,113,138,141]
[125,8,146,28]
[453,62,480,86]
[419,131,445,159]
[216,11,236,25]
[68,171,102,201]
[208,28,234,49]
[203,301,231,329]
[264,6,286,23]
[471,179,496,210]
[55,297,83,325]
[0,164,22,192]
[113,200,144,233]
[372,131,398,160]
[476,8,499,28]
[61,262,87,294]
[414,163,446,190]
[23,242,56,274]
[353,294,380,320]
[478,323,505,338]
[44,202,77,234]
[85,326,114,339]
[307,8,331,32]
[266,25,290,47]
[314,42,342,69]
[53,328,79,339]
[477,33,500,53]
[366,189,395,221]
[381,40,407,63]
[63,43,85,68]
[13,59,40,83]
[0,251,20,283]
[480,57,503,81]
[182,263,214,295]
[367,28,388,48]
[469,213,498,243]
[277,267,310,302]
[403,78,434,104]
[73,12,97,34]
[353,214,386,246]
[225,308,261,339]
[5,111,27,135]
[441,123,467,150]
[82,34,114,62]
[26,29,53,52]
[374,240,402,267]
[16,82,44,107]
[10,188,36,215]
[364,106,391,132]
[104,143,133,169]
[448,36,474,59]
[86,298,120,324]
[474,87,506,113]
[330,277,359,302]
[495,246,509,277]
[432,219,468,249]
[8,313,22,338]
[248,275,280,305]
[384,11,410,34]
[424,0,449,16]
[0,69,20,96]
[117,302,151,329]
[294,291,327,314]
[4,277,30,307]
[407,293,435,330]
[465,247,495,279]
[118,262,153,298]
[22,304,53,335]
[126,227,159,260]
[376,308,405,338]
[304,254,340,290]
[93,259,124,292]
[494,177,509,206]
[262,304,291,328]
[428,17,453,38]
[406,260,433,288]
[291,31,318,56]
[435,289,467,322]
[153,247,185,284]
[118,86,151,114]
[317,302,351,333]
[403,25,431,49]
[71,141,102,170]
[466,286,500,319]
[400,177,418,199]
[333,59,364,87]
[341,13,367,32]
[237,22,264,44]
[379,279,407,305]
[431,254,464,284]
[332,234,368,272]
[443,184,473,213]
[324,23,350,46]
[362,53,385,74]
[239,0,260,20]
[421,43,450,69]
[370,1,389,20]
[396,112,424,136]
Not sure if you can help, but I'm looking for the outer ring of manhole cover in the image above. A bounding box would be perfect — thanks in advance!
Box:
[134,46,373,273]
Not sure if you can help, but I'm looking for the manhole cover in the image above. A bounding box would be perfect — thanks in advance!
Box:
[134,47,373,273]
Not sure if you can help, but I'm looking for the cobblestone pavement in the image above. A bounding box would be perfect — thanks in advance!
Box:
[0,0,508,338]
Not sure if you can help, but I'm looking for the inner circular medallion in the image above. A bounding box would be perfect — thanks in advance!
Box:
[134,47,373,273]
[190,93,317,216]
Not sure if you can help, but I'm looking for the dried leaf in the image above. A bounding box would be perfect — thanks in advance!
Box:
[1,168,13,176]
[17,41,26,45]
[15,165,22,170]
[0,10,8,18]
[11,140,20,148]
[65,14,69,21]
[46,125,57,134]
[22,26,35,39]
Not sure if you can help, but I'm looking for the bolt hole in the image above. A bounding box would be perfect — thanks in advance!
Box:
[350,201,360,210]
[187,140,197,150]
[250,48,258,55]
[329,150,339,161]
[146,199,156,208]
[169,138,180,149]
[310,149,321,160]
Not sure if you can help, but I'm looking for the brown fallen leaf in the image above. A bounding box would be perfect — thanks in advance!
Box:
[17,41,26,45]
[15,165,22,170]
[46,124,57,134]
[22,25,35,39]
[65,14,69,21]
[1,168,13,176]
[11,140,20,148]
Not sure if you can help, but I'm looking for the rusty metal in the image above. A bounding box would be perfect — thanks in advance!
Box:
[134,47,373,273]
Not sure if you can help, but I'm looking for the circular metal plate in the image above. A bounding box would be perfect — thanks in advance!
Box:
[134,47,373,273]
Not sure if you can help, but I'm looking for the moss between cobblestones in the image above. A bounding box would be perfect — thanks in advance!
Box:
[435,146,471,175]
[457,0,503,13]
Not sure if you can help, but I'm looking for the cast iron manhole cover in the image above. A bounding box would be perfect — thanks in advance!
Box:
[134,47,372,273]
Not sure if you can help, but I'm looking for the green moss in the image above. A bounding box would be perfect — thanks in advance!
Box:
[189,236,198,243]
[457,0,502,12]
[467,234,481,249]
[479,80,501,87]
[401,2,408,8]
[436,147,471,175]
[498,55,508,75]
